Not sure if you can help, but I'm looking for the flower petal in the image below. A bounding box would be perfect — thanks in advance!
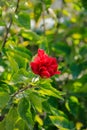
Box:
[55,71,61,75]
[30,49,61,78]
[40,71,50,78]
[38,49,44,57]
[30,62,39,74]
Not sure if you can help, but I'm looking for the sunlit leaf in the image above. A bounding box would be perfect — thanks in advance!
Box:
[7,54,19,73]
[72,33,82,39]
[21,30,40,42]
[39,80,64,99]
[35,115,43,126]
[65,96,79,117]
[76,122,83,130]
[49,115,74,130]
[11,68,34,84]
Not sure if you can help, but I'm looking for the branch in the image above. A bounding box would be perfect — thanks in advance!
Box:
[11,85,32,98]
[2,17,12,48]
[2,0,20,48]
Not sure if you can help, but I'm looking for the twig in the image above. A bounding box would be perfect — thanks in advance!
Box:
[2,17,13,48]
[42,2,46,35]
[2,0,20,48]
[11,85,32,98]
[15,0,20,13]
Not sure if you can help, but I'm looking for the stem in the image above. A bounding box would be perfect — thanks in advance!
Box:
[2,0,20,48]
[15,0,20,13]
[42,2,46,35]
[11,85,32,98]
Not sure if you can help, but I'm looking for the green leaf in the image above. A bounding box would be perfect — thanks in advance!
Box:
[21,30,40,42]
[50,107,68,119]
[0,120,5,130]
[0,107,18,130]
[42,100,51,113]
[0,92,9,109]
[18,98,34,130]
[7,54,19,73]
[15,118,29,130]
[65,96,79,117]
[29,92,43,113]
[11,68,33,84]
[38,36,48,50]
[7,46,32,62]
[15,12,30,29]
[39,80,64,100]
[44,0,52,9]
[13,53,27,68]
[70,62,82,78]
[79,45,87,57]
[81,0,87,10]
[5,107,18,130]
[49,116,74,130]
[34,2,42,22]
[53,42,71,56]
[13,46,32,61]
[62,75,87,94]
[7,51,27,69]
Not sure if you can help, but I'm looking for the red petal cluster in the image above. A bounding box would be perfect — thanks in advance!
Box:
[30,49,61,78]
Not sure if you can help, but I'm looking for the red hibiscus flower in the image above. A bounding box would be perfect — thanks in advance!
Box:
[30,49,61,78]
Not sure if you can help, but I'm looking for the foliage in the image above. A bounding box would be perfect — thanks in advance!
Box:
[0,0,87,129]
